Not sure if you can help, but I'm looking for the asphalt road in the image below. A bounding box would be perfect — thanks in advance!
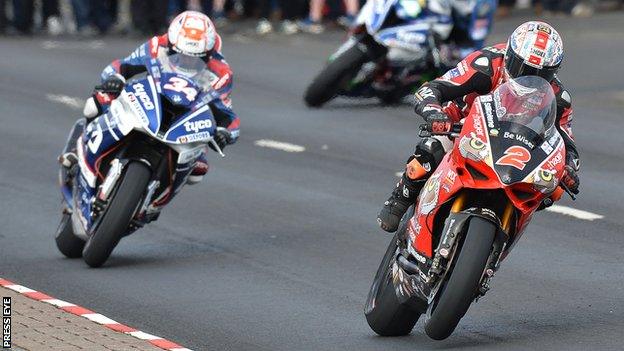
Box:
[1,13,623,351]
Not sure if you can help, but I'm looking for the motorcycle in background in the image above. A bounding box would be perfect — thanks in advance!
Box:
[55,56,227,268]
[304,0,496,107]
[449,0,497,58]
[365,76,577,339]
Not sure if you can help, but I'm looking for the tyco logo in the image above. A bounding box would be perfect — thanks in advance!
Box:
[184,120,212,133]
[132,83,155,110]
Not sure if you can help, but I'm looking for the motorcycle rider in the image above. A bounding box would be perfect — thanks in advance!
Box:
[377,21,580,232]
[448,0,497,58]
[61,10,239,184]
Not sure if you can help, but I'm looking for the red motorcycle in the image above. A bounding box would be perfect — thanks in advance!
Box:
[365,76,576,340]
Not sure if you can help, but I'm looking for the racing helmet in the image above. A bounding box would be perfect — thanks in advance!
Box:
[504,21,563,82]
[168,11,217,57]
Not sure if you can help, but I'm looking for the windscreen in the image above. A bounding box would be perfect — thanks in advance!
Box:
[160,53,207,79]
[492,75,556,141]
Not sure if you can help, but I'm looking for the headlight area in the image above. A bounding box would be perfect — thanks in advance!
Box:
[528,168,558,194]
[458,132,490,163]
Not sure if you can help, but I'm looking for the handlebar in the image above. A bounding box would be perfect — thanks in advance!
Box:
[559,182,577,201]
[93,85,121,94]
[418,123,463,139]
[209,138,225,158]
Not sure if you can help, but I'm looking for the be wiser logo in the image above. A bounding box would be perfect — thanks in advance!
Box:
[2,297,10,349]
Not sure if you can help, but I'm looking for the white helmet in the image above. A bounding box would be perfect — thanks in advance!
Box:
[168,11,217,57]
[505,21,564,82]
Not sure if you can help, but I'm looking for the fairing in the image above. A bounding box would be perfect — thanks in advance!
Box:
[358,0,452,51]
[73,71,217,233]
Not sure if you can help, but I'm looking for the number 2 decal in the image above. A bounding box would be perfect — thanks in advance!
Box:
[496,145,531,170]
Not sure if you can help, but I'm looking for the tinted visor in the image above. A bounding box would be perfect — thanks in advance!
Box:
[504,46,559,82]
[168,53,207,78]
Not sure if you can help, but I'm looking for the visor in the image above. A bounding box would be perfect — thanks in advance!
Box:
[168,53,207,78]
[504,46,559,82]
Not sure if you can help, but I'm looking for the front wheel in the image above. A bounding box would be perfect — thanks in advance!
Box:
[82,162,151,268]
[365,233,421,336]
[424,217,496,340]
[304,44,370,107]
[55,213,85,258]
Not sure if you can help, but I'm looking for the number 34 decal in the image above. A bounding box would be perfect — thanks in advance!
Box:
[163,77,198,101]
[496,145,531,170]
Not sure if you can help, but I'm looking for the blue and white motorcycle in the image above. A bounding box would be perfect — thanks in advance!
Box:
[56,61,225,267]
[304,0,495,107]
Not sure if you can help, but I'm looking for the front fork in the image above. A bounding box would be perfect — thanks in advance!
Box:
[420,192,514,302]
[478,201,514,296]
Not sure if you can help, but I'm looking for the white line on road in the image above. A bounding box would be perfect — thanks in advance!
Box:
[254,139,306,153]
[42,40,105,50]
[46,94,83,110]
[546,205,604,221]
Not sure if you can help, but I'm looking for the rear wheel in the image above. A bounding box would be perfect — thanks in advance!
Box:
[365,233,421,336]
[424,217,496,340]
[82,162,151,268]
[55,213,85,258]
[304,44,370,107]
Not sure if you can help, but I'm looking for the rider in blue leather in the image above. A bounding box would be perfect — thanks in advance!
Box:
[449,0,497,58]
[61,11,239,184]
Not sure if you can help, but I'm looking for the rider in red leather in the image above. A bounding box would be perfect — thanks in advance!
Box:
[378,21,580,233]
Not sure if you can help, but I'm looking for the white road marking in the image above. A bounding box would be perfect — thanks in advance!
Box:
[42,299,76,308]
[129,331,161,340]
[82,313,118,325]
[5,284,36,293]
[231,34,252,43]
[42,40,105,50]
[546,205,604,221]
[255,139,305,153]
[47,93,83,110]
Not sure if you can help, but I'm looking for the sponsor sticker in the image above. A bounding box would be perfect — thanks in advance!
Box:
[547,152,563,169]
[442,68,462,80]
[502,131,535,149]
[176,131,211,143]
[184,119,212,133]
[126,93,150,126]
[473,113,485,137]
[483,101,495,128]
[131,83,155,110]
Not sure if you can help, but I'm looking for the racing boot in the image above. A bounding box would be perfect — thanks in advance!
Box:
[187,154,209,185]
[377,158,429,232]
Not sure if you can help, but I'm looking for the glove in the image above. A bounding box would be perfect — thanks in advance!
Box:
[209,127,233,152]
[561,165,579,195]
[427,112,452,134]
[98,74,126,95]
